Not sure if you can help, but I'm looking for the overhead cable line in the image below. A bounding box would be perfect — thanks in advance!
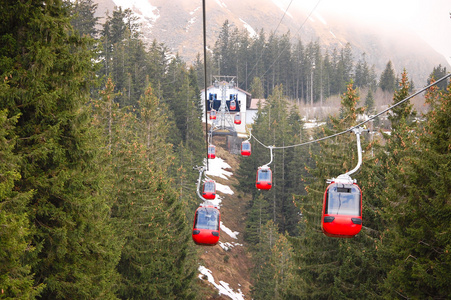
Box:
[244,0,295,84]
[202,0,209,170]
[261,0,322,78]
[251,73,451,150]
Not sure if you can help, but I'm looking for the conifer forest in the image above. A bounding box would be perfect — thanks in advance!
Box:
[0,1,450,299]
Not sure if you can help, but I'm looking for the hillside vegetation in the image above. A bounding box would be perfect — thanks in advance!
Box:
[0,1,450,299]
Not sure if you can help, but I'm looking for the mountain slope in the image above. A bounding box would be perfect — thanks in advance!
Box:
[93,0,449,93]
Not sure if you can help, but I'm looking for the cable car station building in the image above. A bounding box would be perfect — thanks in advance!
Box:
[200,76,251,136]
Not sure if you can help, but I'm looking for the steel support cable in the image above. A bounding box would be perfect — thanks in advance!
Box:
[250,73,451,150]
[202,0,209,170]
[261,0,322,78]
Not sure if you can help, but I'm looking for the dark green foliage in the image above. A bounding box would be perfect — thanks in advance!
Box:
[208,20,376,101]
[428,64,449,91]
[250,221,294,300]
[288,81,384,299]
[237,85,308,238]
[91,81,197,300]
[0,110,44,299]
[67,0,99,38]
[379,61,397,93]
[0,1,122,298]
[379,79,451,299]
[364,88,375,113]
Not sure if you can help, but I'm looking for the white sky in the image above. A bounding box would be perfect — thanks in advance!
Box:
[287,0,451,65]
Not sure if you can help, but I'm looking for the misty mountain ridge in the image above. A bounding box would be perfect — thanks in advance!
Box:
[94,0,449,87]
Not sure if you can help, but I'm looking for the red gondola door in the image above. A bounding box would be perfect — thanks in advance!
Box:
[192,205,220,246]
[321,182,362,238]
[208,145,216,159]
[256,167,272,190]
[241,141,251,156]
[202,180,216,199]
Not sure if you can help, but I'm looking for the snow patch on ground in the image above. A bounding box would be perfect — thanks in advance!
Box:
[186,17,197,32]
[204,193,222,208]
[214,0,228,9]
[304,121,326,129]
[271,0,293,19]
[216,182,234,195]
[112,0,160,23]
[205,157,233,179]
[221,222,239,239]
[189,6,201,15]
[314,11,328,25]
[239,18,257,38]
[219,241,243,251]
[199,266,245,300]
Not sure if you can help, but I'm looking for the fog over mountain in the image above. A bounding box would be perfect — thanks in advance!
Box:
[94,0,450,86]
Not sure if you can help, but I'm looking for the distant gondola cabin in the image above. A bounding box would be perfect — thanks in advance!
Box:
[230,100,236,110]
[256,166,272,190]
[208,145,216,159]
[241,141,251,156]
[210,109,217,120]
[322,182,362,238]
[234,113,241,125]
[202,180,216,200]
[192,205,220,246]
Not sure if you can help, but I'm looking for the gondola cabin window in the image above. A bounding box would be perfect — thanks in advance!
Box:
[192,205,220,246]
[194,207,220,231]
[326,186,361,216]
[322,182,362,238]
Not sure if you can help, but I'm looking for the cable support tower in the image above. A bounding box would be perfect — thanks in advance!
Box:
[209,76,237,137]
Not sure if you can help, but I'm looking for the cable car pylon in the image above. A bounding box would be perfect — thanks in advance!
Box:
[322,127,367,238]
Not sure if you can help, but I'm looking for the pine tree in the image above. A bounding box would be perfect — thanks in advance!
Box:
[68,0,99,38]
[100,83,196,299]
[0,109,44,299]
[379,60,397,93]
[0,1,122,298]
[364,88,375,113]
[289,81,374,299]
[379,78,451,298]
[428,64,449,91]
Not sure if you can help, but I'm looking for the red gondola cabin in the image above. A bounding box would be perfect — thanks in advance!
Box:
[208,145,216,159]
[321,181,362,238]
[202,179,216,200]
[210,109,217,120]
[241,141,251,156]
[256,166,272,190]
[230,100,236,110]
[192,205,220,246]
[234,113,241,125]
